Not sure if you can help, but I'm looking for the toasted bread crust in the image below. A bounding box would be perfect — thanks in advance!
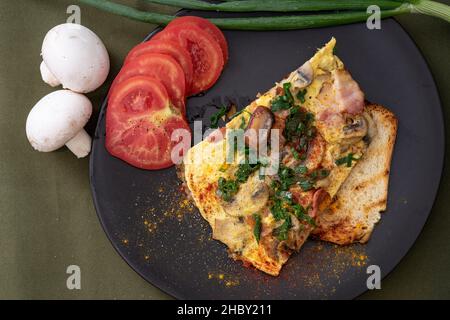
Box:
[313,104,398,244]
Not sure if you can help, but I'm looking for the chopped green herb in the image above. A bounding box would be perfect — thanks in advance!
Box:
[305,112,315,122]
[298,178,314,191]
[210,105,228,128]
[253,213,262,243]
[297,122,305,134]
[278,165,296,190]
[318,169,330,178]
[335,153,359,167]
[217,154,265,202]
[239,116,247,129]
[283,82,294,103]
[270,82,295,112]
[283,108,315,146]
[271,180,281,192]
[291,147,300,160]
[295,165,308,175]
[273,215,292,241]
[217,177,239,202]
[235,161,262,183]
[270,198,290,221]
[292,203,306,217]
[279,191,293,201]
[306,127,316,138]
[293,204,316,227]
[230,108,251,120]
[270,95,291,112]
[296,89,307,104]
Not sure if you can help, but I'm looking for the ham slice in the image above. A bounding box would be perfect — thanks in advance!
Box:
[333,69,364,115]
[318,69,364,124]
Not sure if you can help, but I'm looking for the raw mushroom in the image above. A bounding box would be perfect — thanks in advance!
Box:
[40,23,110,93]
[26,90,93,158]
[40,61,60,87]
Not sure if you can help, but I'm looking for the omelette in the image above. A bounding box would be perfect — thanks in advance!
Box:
[183,38,390,276]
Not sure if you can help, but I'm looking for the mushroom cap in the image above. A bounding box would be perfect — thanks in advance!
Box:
[40,61,60,87]
[26,90,92,152]
[41,23,110,93]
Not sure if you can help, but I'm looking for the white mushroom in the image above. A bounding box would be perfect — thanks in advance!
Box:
[26,90,93,158]
[40,23,110,93]
[40,61,60,87]
[294,61,314,88]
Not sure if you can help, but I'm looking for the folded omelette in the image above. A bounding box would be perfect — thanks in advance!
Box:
[183,38,396,276]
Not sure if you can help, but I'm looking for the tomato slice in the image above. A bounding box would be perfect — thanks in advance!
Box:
[124,39,194,94]
[111,53,186,114]
[153,25,224,95]
[166,16,228,63]
[106,76,191,170]
[107,75,170,115]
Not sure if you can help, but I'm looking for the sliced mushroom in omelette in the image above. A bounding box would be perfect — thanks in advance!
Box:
[183,38,376,276]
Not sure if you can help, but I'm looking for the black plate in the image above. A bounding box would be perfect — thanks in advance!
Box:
[90,15,444,299]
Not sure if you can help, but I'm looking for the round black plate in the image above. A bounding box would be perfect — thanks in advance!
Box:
[90,16,444,299]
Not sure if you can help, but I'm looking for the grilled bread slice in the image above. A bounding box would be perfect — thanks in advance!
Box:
[312,104,397,244]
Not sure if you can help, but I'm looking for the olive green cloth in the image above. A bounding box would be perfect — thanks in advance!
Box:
[0,0,448,299]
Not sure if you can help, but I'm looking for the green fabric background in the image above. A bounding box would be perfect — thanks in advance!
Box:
[0,0,448,299]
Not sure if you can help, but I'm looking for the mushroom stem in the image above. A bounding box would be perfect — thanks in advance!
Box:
[65,129,92,158]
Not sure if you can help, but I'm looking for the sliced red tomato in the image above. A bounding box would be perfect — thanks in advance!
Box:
[166,16,228,63]
[107,75,170,115]
[124,39,194,93]
[111,53,186,114]
[153,25,224,95]
[106,76,191,170]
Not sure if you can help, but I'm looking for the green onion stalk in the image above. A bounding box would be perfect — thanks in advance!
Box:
[142,0,405,12]
[77,0,450,30]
